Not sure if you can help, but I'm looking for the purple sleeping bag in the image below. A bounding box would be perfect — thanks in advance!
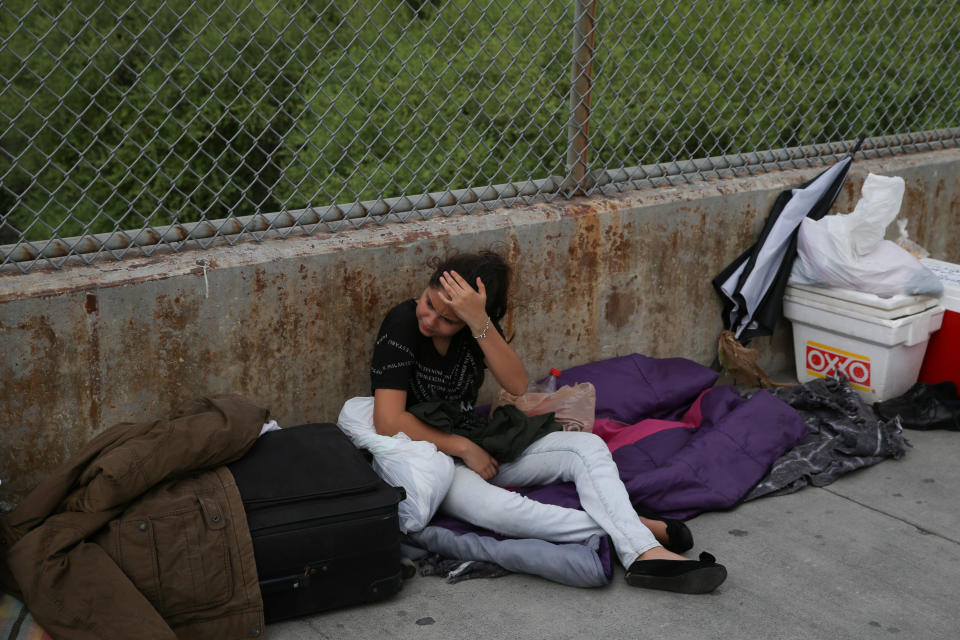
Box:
[554,354,809,519]
[413,354,809,583]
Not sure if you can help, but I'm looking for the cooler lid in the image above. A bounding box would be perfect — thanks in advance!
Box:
[784,282,939,320]
[921,258,960,311]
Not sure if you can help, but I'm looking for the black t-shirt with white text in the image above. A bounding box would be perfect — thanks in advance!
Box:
[370,299,484,410]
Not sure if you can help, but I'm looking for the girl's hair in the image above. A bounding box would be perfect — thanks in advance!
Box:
[427,250,511,323]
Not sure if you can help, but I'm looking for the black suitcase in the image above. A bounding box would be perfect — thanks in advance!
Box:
[227,423,406,622]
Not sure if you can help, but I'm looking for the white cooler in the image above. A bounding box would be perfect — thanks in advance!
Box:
[783,283,945,403]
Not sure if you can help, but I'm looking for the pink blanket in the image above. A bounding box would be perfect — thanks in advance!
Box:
[593,390,709,452]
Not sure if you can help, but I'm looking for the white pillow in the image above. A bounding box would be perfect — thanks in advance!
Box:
[337,397,455,533]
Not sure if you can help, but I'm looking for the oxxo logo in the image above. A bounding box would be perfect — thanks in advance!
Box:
[805,341,871,390]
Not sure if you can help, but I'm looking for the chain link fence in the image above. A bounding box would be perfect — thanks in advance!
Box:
[2,1,959,272]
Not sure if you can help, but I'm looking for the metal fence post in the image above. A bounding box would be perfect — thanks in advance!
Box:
[564,0,597,196]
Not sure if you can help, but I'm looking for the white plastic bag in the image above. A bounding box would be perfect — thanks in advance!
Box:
[790,173,943,298]
[337,397,454,533]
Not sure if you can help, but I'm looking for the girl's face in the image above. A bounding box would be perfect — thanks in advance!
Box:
[416,287,465,338]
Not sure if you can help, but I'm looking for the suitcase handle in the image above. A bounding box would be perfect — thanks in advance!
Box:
[259,561,330,594]
[259,566,403,598]
[260,573,310,595]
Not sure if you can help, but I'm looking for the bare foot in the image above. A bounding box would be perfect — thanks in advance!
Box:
[638,516,669,546]
[634,545,688,562]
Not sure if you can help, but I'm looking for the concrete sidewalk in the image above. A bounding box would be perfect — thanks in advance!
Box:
[268,428,960,640]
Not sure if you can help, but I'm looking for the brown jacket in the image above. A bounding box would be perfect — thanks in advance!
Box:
[0,395,269,640]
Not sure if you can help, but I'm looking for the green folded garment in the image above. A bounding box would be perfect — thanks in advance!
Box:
[408,401,561,463]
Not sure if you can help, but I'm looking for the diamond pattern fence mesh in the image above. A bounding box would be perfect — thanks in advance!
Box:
[2,0,959,271]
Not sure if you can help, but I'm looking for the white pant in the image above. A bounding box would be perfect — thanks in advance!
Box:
[440,430,659,568]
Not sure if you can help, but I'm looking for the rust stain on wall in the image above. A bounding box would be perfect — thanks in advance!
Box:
[904,183,925,220]
[604,221,633,275]
[604,287,637,329]
[126,289,208,411]
[559,210,603,360]
[252,267,268,294]
[500,231,523,341]
[0,312,91,499]
[86,293,102,430]
[11,315,59,412]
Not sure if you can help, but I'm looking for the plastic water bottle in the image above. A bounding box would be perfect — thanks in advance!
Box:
[529,368,563,393]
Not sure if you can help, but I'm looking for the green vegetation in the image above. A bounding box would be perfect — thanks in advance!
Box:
[1,0,957,242]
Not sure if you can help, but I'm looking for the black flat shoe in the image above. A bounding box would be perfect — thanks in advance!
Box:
[625,551,727,594]
[634,508,694,554]
[662,518,694,554]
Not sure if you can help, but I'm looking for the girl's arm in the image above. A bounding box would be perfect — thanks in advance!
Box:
[373,387,499,480]
[467,313,528,395]
[438,271,529,395]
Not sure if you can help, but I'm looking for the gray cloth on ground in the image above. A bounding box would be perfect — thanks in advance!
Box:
[407,526,610,588]
[417,553,511,584]
[744,376,908,500]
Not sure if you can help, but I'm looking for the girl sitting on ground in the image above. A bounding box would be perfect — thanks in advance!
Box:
[369,249,727,594]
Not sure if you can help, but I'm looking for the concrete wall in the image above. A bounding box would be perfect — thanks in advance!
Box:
[2,148,958,504]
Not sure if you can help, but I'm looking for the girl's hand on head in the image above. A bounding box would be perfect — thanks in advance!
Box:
[438,270,488,329]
